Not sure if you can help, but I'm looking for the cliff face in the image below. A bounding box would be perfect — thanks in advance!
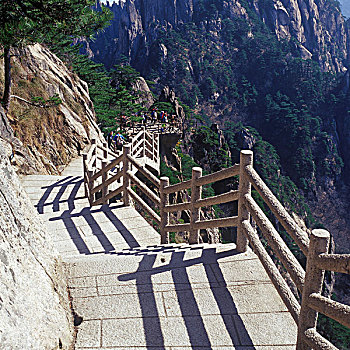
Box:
[89,0,196,70]
[0,44,104,175]
[251,0,349,72]
[0,139,74,349]
[92,0,350,73]
[0,42,108,348]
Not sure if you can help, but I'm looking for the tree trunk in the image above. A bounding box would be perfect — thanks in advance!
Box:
[2,47,12,114]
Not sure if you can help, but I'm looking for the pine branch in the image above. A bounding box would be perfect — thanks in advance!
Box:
[11,95,61,108]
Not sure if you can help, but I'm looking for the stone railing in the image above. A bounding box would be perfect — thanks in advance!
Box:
[83,145,350,350]
[83,129,159,206]
[125,120,182,138]
[130,128,160,168]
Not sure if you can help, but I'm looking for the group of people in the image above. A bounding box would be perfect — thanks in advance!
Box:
[106,108,181,150]
[107,131,126,151]
[140,109,177,126]
[117,108,179,129]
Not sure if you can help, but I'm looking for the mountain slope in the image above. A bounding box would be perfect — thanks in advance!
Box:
[0,44,104,175]
[89,0,350,73]
[85,0,350,258]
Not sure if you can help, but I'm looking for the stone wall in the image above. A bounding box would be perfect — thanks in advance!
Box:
[0,140,74,349]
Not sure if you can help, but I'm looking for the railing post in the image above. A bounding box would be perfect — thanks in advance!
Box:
[88,170,94,205]
[156,134,160,166]
[237,150,253,252]
[91,138,97,170]
[122,144,131,206]
[160,176,170,244]
[103,141,108,160]
[296,229,330,350]
[83,153,88,198]
[189,167,202,244]
[142,126,146,158]
[102,160,108,205]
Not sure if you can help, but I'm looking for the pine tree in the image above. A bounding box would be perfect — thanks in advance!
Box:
[0,0,111,113]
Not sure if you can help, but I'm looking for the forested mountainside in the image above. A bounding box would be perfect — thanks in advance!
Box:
[88,0,350,248]
[91,0,350,73]
[0,0,349,348]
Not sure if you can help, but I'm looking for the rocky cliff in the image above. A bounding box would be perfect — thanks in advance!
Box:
[0,43,108,348]
[0,139,74,349]
[251,0,349,72]
[91,0,350,73]
[0,44,104,175]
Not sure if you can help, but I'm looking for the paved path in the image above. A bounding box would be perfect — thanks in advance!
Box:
[67,244,297,349]
[21,157,160,258]
[21,156,297,349]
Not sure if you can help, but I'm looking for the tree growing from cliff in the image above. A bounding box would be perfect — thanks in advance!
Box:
[0,0,111,113]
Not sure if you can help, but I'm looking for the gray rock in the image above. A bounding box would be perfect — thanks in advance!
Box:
[3,44,105,175]
[90,0,350,73]
[0,140,74,349]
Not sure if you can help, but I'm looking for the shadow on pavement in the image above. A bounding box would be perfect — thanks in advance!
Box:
[118,246,255,348]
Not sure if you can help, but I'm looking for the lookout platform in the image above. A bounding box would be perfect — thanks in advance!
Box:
[21,156,297,349]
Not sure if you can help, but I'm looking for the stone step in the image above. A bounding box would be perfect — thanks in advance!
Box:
[62,242,216,263]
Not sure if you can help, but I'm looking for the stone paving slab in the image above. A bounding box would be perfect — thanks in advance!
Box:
[234,312,297,345]
[99,315,241,348]
[69,244,297,349]
[74,292,166,319]
[214,259,271,284]
[75,320,101,348]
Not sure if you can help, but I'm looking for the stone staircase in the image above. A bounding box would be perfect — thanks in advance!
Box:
[21,155,297,349]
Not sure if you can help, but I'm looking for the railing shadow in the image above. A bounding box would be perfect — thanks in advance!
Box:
[36,177,141,254]
[102,205,140,249]
[52,209,91,255]
[36,176,84,214]
[118,246,255,348]
[49,204,143,255]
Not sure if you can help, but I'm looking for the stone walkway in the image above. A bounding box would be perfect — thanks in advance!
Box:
[67,244,297,349]
[21,156,298,349]
[21,158,160,258]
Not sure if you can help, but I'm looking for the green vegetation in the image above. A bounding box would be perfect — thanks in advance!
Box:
[318,305,350,349]
[0,0,111,112]
[147,1,344,195]
[50,39,146,135]
[191,126,231,171]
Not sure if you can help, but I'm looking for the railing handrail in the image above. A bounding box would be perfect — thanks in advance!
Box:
[82,143,350,350]
[96,143,118,159]
[244,164,310,255]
